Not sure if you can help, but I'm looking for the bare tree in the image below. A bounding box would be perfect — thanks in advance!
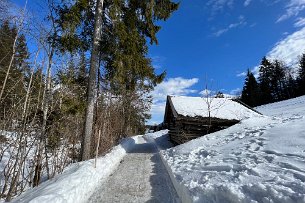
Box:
[0,0,28,102]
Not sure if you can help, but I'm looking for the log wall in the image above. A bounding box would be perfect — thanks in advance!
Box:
[168,116,238,145]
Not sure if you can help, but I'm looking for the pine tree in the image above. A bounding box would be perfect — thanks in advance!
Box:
[0,21,29,118]
[270,60,286,101]
[215,91,224,98]
[241,69,261,107]
[258,57,273,104]
[297,53,305,96]
[285,71,297,99]
[56,0,179,160]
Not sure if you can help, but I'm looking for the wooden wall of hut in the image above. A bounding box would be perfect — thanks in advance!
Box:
[168,116,239,145]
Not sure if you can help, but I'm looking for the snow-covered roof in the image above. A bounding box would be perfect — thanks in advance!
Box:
[169,96,260,120]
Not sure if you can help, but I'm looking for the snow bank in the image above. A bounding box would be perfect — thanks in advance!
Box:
[156,96,305,203]
[12,136,141,203]
[170,96,260,120]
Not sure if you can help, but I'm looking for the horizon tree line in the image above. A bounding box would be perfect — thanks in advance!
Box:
[240,54,305,107]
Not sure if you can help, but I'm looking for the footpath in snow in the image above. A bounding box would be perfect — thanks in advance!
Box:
[13,135,180,203]
[88,136,179,203]
[153,96,305,203]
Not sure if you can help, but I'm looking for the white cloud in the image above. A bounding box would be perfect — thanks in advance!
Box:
[294,17,305,27]
[267,26,305,67]
[230,88,242,96]
[277,0,305,22]
[207,0,235,13]
[148,77,199,124]
[236,72,247,77]
[199,89,214,97]
[214,15,247,37]
[251,65,260,78]
[248,27,305,79]
[152,77,199,102]
[244,0,252,7]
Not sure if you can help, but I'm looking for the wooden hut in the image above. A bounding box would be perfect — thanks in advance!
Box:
[163,95,260,145]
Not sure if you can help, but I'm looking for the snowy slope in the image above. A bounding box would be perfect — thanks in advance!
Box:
[158,96,305,203]
[256,95,305,118]
[170,96,260,120]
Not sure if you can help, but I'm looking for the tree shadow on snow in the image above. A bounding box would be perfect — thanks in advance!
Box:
[126,142,157,154]
[146,153,179,203]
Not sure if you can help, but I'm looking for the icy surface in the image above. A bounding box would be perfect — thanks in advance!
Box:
[88,136,179,203]
[170,96,260,120]
[160,96,305,203]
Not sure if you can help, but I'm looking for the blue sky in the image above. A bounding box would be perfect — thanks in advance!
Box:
[148,0,305,124]
[10,0,305,124]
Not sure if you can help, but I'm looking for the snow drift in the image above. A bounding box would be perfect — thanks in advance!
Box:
[12,136,141,203]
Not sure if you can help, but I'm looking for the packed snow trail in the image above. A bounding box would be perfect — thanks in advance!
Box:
[88,136,179,203]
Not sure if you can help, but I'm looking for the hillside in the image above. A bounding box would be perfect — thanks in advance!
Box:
[156,96,305,202]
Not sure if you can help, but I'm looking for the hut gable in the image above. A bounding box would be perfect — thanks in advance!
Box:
[164,96,260,144]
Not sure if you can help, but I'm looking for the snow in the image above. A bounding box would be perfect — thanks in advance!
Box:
[170,96,260,120]
[88,136,179,203]
[11,136,141,203]
[256,95,305,118]
[8,95,305,203]
[158,95,305,203]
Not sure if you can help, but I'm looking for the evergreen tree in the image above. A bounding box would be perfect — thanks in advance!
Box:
[258,57,273,104]
[297,53,305,96]
[241,69,261,107]
[270,60,286,101]
[215,91,224,98]
[285,71,297,99]
[0,21,29,118]
[56,0,179,160]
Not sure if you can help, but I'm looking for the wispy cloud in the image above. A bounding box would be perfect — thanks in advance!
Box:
[294,17,305,27]
[267,26,305,67]
[277,0,305,23]
[236,72,247,77]
[151,55,166,70]
[214,15,247,37]
[149,77,199,124]
[207,0,235,15]
[244,0,252,7]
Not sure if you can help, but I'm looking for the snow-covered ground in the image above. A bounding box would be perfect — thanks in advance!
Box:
[11,136,140,203]
[156,96,305,203]
[11,134,179,203]
[88,136,179,203]
[8,96,305,203]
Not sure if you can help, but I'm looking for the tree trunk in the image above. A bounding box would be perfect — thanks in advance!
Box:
[42,49,53,179]
[22,49,40,120]
[81,0,104,161]
[33,48,53,186]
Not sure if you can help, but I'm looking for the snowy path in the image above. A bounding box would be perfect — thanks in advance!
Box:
[88,136,179,203]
